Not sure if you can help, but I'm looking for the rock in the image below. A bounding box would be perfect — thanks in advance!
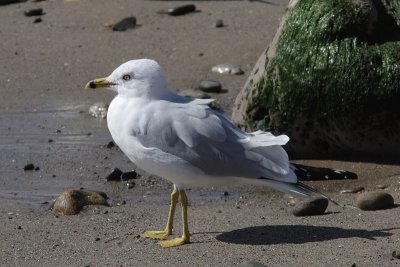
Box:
[180,89,211,100]
[52,189,109,215]
[211,64,244,75]
[106,141,115,148]
[197,80,222,93]
[33,17,42,23]
[111,17,137,31]
[392,250,400,259]
[340,186,364,194]
[106,168,123,181]
[232,0,400,158]
[292,197,328,216]
[23,163,35,171]
[239,261,268,267]
[126,181,135,189]
[214,19,224,28]
[121,171,138,181]
[356,191,394,210]
[0,0,22,5]
[24,8,43,17]
[89,102,108,119]
[377,184,388,189]
[162,4,196,16]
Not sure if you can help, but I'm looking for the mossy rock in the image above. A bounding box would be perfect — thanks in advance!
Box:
[232,0,400,158]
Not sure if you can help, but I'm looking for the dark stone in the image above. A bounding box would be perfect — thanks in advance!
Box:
[23,163,35,171]
[167,4,196,16]
[121,171,138,181]
[106,168,123,181]
[48,139,53,143]
[292,197,328,216]
[24,8,43,17]
[223,191,229,196]
[356,191,394,210]
[392,250,400,259]
[0,0,22,5]
[33,17,42,23]
[112,17,136,31]
[215,19,224,28]
[106,141,115,148]
[198,80,222,93]
[34,166,40,171]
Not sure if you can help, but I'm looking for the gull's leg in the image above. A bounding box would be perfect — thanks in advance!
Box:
[159,189,190,247]
[142,185,179,239]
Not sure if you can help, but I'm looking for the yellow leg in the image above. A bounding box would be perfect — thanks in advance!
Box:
[141,186,179,239]
[159,189,190,247]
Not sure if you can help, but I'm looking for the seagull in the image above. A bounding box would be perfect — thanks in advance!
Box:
[85,59,336,247]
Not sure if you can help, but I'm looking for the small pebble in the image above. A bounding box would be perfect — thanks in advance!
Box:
[180,89,211,100]
[111,17,137,31]
[24,8,43,16]
[106,168,123,181]
[239,261,268,267]
[223,191,229,196]
[162,4,196,16]
[356,191,394,210]
[106,141,115,148]
[17,226,22,230]
[48,139,54,143]
[33,17,42,23]
[211,63,244,75]
[89,102,108,119]
[197,80,222,93]
[214,19,224,28]
[34,166,40,171]
[392,250,400,259]
[126,181,135,189]
[292,197,328,216]
[121,171,138,181]
[340,186,364,194]
[377,184,388,189]
[23,163,35,171]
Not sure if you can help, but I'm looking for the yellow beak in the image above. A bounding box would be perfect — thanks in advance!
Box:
[85,77,114,89]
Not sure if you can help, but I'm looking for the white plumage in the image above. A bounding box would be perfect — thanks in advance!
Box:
[101,59,310,195]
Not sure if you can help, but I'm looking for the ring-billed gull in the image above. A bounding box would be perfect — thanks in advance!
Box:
[85,59,332,247]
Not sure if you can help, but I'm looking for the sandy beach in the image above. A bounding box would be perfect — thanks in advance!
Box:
[0,1,399,266]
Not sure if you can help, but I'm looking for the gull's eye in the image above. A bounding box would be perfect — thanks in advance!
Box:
[122,74,132,81]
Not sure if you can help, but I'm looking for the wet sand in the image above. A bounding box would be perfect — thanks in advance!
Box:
[0,1,399,266]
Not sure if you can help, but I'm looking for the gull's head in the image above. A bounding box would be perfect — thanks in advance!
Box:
[85,59,169,98]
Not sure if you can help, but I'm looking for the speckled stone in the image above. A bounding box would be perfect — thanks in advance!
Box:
[356,191,394,210]
[52,189,109,215]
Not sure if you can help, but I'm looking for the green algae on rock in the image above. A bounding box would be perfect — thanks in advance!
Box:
[52,189,109,215]
[232,0,400,158]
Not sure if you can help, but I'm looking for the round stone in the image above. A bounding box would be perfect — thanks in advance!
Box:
[197,80,222,93]
[356,191,394,210]
[292,196,328,216]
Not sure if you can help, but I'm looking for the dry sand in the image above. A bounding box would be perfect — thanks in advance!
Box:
[0,0,399,266]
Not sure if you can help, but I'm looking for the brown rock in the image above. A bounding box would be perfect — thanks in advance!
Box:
[52,189,109,215]
[356,191,394,211]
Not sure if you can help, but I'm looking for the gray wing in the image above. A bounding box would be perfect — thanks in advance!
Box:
[130,101,294,182]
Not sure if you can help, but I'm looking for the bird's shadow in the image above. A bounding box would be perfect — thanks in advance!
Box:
[216,225,395,245]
